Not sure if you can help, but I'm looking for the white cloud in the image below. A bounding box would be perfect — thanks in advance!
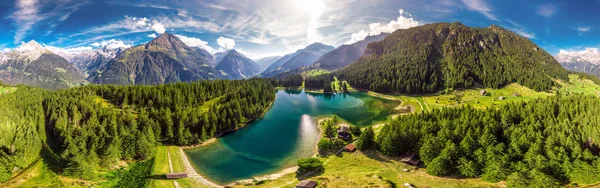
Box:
[347,9,419,44]
[505,19,535,39]
[460,0,498,21]
[174,34,215,53]
[151,22,166,34]
[537,5,556,17]
[90,39,132,49]
[576,26,591,36]
[217,37,236,49]
[9,0,85,44]
[148,33,157,38]
[44,45,93,59]
[135,17,149,26]
[10,0,41,44]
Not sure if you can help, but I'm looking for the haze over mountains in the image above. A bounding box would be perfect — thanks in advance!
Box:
[555,48,600,78]
[215,49,261,79]
[261,43,334,77]
[311,33,389,71]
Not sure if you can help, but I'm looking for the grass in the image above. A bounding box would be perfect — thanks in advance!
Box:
[235,150,501,188]
[556,74,600,95]
[149,146,209,188]
[0,86,16,95]
[305,69,330,77]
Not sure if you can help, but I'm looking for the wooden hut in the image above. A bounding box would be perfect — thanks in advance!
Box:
[498,96,505,100]
[166,173,188,179]
[344,143,357,152]
[296,180,317,188]
[399,153,420,166]
[337,125,351,140]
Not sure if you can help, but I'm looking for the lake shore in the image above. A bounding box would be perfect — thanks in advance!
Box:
[178,147,223,188]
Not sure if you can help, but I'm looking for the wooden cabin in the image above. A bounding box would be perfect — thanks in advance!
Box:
[344,143,357,152]
[166,173,188,179]
[399,153,420,166]
[337,125,351,140]
[296,180,317,188]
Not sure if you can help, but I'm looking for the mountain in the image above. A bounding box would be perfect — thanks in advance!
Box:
[555,48,600,78]
[89,33,223,85]
[261,43,334,77]
[70,46,124,72]
[215,49,261,79]
[0,40,86,90]
[311,33,388,70]
[337,22,569,94]
[254,56,281,70]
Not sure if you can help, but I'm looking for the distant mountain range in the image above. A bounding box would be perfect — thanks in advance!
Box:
[261,43,334,78]
[311,33,388,71]
[89,33,223,85]
[337,22,570,94]
[70,46,124,74]
[215,49,261,79]
[555,48,600,78]
[254,56,281,71]
[0,40,85,90]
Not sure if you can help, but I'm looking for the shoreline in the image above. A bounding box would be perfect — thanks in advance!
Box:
[178,147,223,188]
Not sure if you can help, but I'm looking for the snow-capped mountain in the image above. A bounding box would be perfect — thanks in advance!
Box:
[0,40,86,90]
[555,48,600,77]
[70,46,124,72]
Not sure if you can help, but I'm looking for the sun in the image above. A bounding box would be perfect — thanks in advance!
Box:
[294,0,326,17]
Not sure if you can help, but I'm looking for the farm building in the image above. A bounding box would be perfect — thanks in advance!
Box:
[399,153,420,166]
[337,125,351,140]
[296,180,317,188]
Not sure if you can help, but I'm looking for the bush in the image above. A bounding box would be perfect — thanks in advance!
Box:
[297,158,324,173]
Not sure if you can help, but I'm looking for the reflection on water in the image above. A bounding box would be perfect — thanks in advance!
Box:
[184,90,401,184]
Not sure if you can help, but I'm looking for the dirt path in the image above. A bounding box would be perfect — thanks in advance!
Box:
[167,150,180,188]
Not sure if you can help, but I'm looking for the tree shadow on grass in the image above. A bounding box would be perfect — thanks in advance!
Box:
[295,170,324,180]
[148,175,169,180]
[362,150,393,163]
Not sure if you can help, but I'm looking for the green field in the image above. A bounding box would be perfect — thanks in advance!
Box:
[305,69,331,77]
[0,86,16,95]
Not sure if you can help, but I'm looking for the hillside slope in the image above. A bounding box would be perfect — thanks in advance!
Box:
[337,22,569,94]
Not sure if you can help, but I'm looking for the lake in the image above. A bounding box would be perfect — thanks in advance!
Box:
[184,90,402,184]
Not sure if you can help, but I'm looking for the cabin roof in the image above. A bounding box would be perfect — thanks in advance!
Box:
[345,143,357,151]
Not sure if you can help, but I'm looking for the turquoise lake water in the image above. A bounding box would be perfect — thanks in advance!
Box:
[184,90,401,184]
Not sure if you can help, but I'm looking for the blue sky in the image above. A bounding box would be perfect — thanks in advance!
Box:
[1,0,599,59]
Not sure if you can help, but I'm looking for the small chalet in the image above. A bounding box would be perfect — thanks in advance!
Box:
[337,125,351,140]
[344,143,357,152]
[399,153,420,166]
[296,180,317,188]
[480,89,487,96]
[166,173,188,179]
[498,96,505,100]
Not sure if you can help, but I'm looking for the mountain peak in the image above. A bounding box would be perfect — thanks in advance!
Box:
[16,40,45,52]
